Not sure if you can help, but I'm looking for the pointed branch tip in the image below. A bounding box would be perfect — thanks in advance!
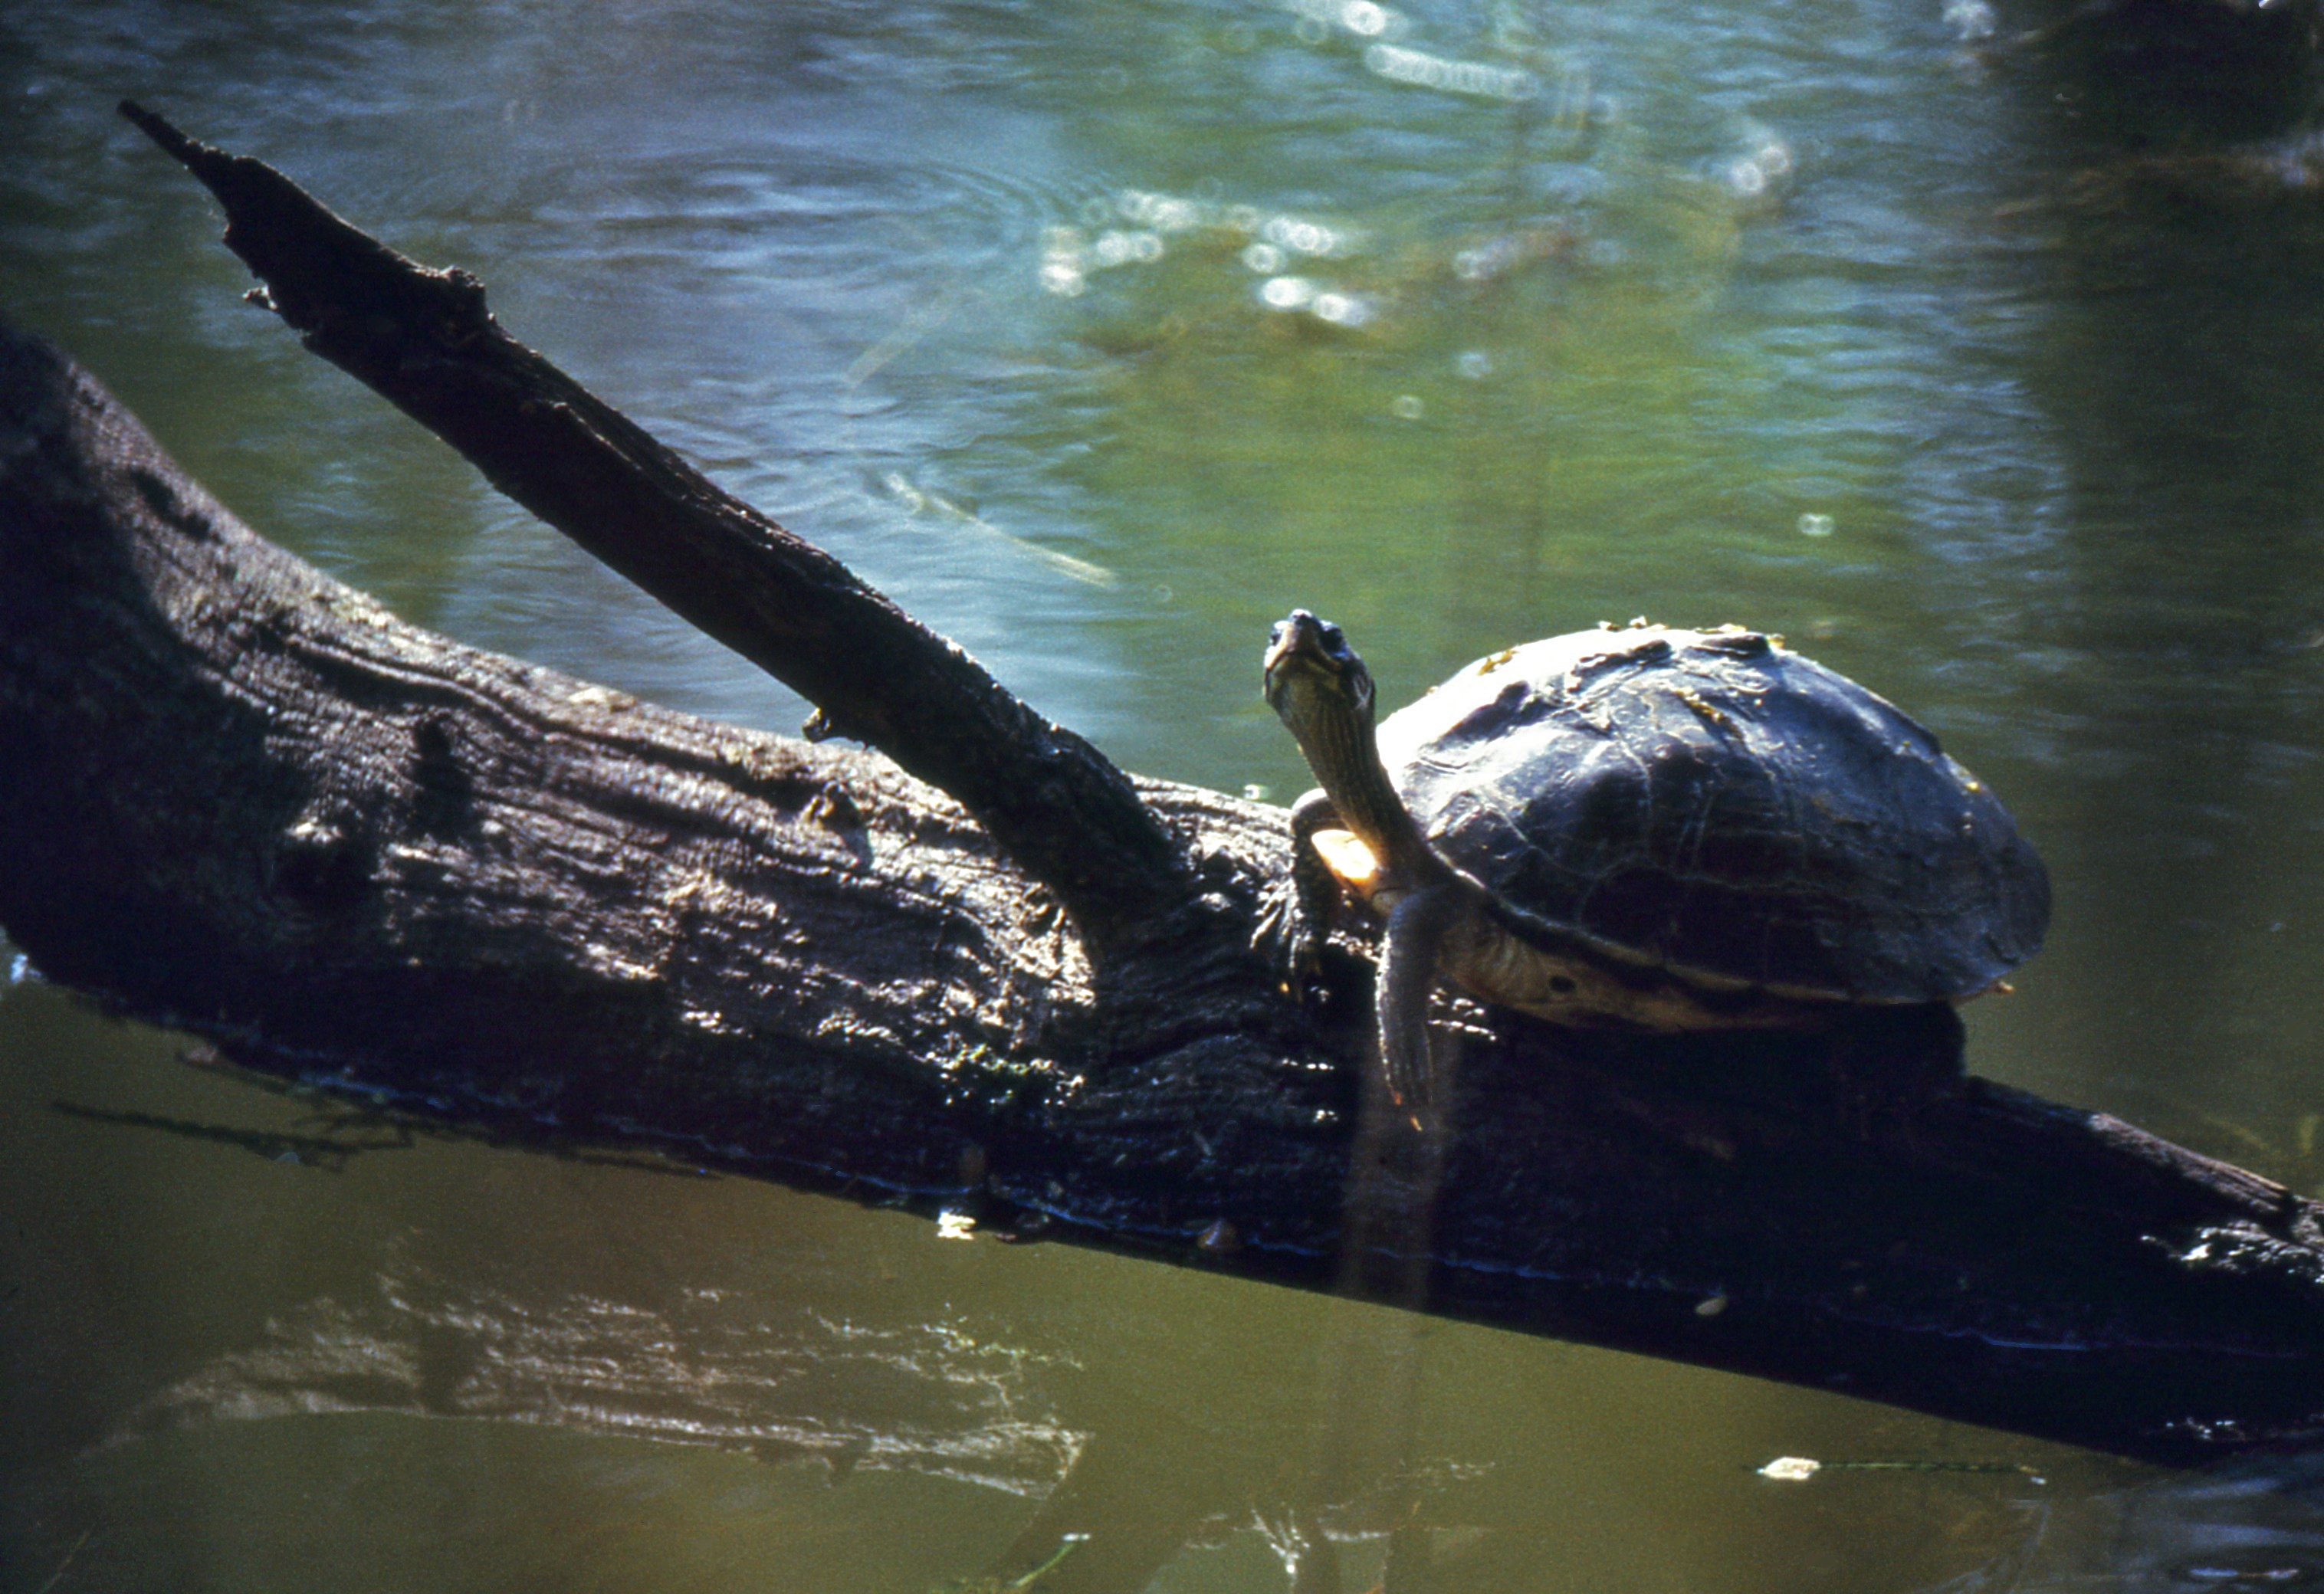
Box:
[118,100,203,168]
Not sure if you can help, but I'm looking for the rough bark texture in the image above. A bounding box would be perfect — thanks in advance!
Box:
[8,113,2324,1467]
[113,100,1191,955]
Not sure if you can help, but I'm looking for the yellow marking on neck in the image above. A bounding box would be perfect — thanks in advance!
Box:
[1311,827,1384,897]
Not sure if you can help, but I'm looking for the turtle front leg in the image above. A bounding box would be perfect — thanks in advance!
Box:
[1377,882,1461,1130]
[1256,789,1347,995]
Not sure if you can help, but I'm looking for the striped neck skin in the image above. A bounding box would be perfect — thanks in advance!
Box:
[1275,667,1439,887]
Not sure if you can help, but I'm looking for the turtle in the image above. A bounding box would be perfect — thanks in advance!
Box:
[1260,609,2050,1125]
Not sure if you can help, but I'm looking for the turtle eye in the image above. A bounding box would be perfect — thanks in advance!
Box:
[1321,624,1345,651]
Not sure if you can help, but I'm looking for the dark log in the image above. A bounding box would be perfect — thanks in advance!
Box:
[8,113,2324,1468]
[110,100,1191,956]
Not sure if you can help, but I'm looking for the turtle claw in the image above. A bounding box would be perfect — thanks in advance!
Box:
[1252,877,1325,1000]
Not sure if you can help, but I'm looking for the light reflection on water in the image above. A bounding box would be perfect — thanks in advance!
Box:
[8,0,2324,1586]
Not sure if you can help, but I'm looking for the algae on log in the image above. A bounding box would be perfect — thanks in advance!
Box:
[5,108,2324,1466]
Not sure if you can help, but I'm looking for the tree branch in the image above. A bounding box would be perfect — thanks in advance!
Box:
[113,99,1193,954]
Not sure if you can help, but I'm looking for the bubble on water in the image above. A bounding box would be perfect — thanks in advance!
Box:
[1242,782,1272,802]
[8,952,38,986]
[1390,395,1424,419]
[1088,229,1164,268]
[1456,349,1494,379]
[1720,128,1794,199]
[1311,292,1371,327]
[1364,42,1539,100]
[1285,0,1405,38]
[1259,275,1318,310]
[1943,0,1997,39]
[1797,513,1837,538]
[1039,228,1088,296]
[1118,188,1204,231]
[1262,216,1341,257]
[1241,242,1285,274]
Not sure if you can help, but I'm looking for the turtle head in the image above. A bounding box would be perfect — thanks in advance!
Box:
[1263,609,1375,733]
[1265,609,1436,891]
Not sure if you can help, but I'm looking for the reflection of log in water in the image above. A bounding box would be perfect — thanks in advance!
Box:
[1997,49,2324,1168]
[76,1199,2057,1594]
[2044,133,2324,225]
[111,1253,1085,1498]
[15,107,2324,1484]
[2008,1448,2324,1591]
[111,1195,2324,1593]
[48,1097,414,1173]
[2007,0,2324,146]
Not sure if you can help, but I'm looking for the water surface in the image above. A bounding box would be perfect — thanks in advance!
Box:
[7,1,2324,1588]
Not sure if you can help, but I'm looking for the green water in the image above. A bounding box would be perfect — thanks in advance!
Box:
[8,0,2324,1587]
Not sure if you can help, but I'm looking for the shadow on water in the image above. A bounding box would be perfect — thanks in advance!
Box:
[47,1098,415,1174]
[1991,22,2324,1143]
[2006,1446,2324,1592]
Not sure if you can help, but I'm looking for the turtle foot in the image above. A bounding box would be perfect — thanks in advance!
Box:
[1252,876,1326,1002]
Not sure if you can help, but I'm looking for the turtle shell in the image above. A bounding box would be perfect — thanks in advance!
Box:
[1374,624,2050,1003]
